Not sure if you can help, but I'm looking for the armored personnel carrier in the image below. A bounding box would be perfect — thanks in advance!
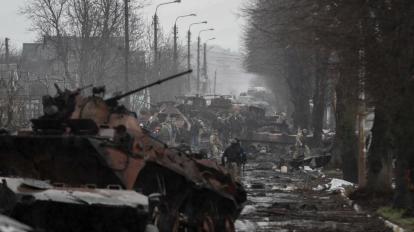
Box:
[0,70,246,232]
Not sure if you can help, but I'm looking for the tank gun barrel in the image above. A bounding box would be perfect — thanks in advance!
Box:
[105,69,192,104]
[78,84,93,92]
[54,83,63,94]
[53,83,92,95]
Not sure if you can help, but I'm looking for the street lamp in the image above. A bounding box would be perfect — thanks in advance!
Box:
[186,21,207,92]
[197,28,214,94]
[203,37,216,95]
[172,13,196,96]
[206,37,216,42]
[123,0,130,107]
[198,28,214,37]
[189,21,207,31]
[173,14,196,69]
[156,0,181,15]
[175,13,196,25]
[154,0,181,67]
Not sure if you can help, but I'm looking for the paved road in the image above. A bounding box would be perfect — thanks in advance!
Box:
[236,155,392,232]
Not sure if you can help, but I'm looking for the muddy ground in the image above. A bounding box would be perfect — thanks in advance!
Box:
[236,152,392,232]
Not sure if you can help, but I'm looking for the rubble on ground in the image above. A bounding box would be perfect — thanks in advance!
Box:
[239,150,392,232]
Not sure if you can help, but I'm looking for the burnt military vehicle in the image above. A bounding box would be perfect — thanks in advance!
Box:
[0,70,246,232]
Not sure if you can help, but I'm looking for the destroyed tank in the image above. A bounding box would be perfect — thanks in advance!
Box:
[0,70,246,232]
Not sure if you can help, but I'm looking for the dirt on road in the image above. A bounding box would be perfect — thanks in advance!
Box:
[236,154,392,232]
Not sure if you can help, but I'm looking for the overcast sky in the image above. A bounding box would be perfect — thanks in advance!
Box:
[144,0,246,52]
[0,0,246,52]
[0,0,33,48]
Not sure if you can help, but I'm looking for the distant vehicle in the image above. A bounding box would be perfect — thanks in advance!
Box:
[203,94,235,99]
[247,86,267,94]
[175,95,207,108]
[238,87,277,115]
[209,96,233,109]
[237,94,255,105]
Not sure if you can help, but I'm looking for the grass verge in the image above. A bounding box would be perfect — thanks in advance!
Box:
[377,207,414,231]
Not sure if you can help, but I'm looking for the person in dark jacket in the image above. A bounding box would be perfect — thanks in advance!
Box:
[222,139,245,181]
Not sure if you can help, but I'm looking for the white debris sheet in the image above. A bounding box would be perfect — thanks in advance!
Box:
[313,178,355,192]
[328,178,355,192]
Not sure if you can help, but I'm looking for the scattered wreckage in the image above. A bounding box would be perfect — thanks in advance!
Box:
[0,177,149,232]
[0,212,32,232]
[0,70,246,232]
[239,109,332,171]
[238,107,296,154]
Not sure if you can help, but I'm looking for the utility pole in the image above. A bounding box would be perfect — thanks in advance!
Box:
[124,0,130,107]
[173,24,178,71]
[152,1,182,102]
[203,43,207,78]
[173,24,180,95]
[187,21,208,93]
[153,12,159,108]
[187,30,191,92]
[154,1,182,78]
[214,70,217,96]
[196,28,214,94]
[202,43,207,94]
[203,38,215,94]
[174,14,196,94]
[153,14,158,70]
[5,38,9,67]
[197,36,201,94]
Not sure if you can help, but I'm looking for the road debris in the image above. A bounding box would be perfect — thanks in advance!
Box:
[238,154,392,232]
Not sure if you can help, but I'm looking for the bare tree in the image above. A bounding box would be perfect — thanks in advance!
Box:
[242,0,364,183]
[22,0,74,87]
[0,39,25,129]
[23,0,147,91]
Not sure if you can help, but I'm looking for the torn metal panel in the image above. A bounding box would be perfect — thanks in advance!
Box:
[1,177,148,209]
[0,214,32,232]
[0,177,150,232]
[70,189,148,208]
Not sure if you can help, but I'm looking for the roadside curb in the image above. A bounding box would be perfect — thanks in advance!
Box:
[340,191,405,232]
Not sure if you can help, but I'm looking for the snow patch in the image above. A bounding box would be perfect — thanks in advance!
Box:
[328,178,354,192]
[272,185,297,192]
[281,166,288,173]
[303,166,313,171]
[241,205,257,215]
[312,178,354,192]
[235,220,257,232]
[313,185,325,191]
[248,196,274,203]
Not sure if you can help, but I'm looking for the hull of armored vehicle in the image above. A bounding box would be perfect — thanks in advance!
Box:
[0,135,124,188]
[0,131,245,231]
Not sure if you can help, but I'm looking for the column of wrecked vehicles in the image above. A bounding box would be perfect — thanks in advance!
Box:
[0,71,246,232]
[175,93,297,152]
[175,91,333,170]
[0,70,333,232]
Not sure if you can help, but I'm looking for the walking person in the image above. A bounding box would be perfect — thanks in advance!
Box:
[210,129,223,162]
[222,139,245,182]
[190,117,201,148]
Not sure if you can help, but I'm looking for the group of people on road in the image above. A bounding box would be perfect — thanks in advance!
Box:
[138,107,193,147]
[137,106,248,182]
[211,112,248,145]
